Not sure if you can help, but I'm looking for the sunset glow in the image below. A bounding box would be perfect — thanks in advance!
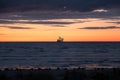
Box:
[0,0,120,42]
[0,14,120,42]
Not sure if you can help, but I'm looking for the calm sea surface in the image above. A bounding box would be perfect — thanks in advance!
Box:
[0,42,120,68]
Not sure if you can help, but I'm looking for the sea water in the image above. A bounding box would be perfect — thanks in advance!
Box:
[0,42,120,68]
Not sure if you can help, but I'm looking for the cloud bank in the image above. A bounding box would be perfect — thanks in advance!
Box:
[79,26,120,30]
[0,26,32,29]
[107,22,120,24]
[0,18,81,26]
[0,0,120,13]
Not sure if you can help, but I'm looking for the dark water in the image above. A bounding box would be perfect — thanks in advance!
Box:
[0,42,120,68]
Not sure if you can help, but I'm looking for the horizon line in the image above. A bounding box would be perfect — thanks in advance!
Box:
[0,41,120,43]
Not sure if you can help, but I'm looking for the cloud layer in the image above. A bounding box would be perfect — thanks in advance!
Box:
[79,26,120,30]
[0,18,82,28]
[0,0,120,13]
[0,26,32,29]
[107,22,120,24]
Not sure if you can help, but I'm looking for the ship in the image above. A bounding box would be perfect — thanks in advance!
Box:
[57,37,64,42]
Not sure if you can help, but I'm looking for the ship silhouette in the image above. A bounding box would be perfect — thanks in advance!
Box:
[57,37,64,42]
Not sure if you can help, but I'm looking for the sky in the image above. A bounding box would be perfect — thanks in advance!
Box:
[0,0,120,42]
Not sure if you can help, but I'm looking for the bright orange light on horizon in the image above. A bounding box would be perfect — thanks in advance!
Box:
[0,18,120,42]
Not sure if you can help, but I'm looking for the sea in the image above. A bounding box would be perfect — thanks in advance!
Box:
[0,42,120,69]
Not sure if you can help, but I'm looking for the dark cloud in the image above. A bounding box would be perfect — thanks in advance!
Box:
[23,21,75,25]
[0,26,32,29]
[0,20,14,24]
[0,9,120,21]
[0,18,78,25]
[0,0,120,13]
[79,26,120,30]
[52,24,67,27]
[7,26,33,29]
[107,22,120,24]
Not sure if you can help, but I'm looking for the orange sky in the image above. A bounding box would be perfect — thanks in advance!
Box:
[0,15,120,42]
